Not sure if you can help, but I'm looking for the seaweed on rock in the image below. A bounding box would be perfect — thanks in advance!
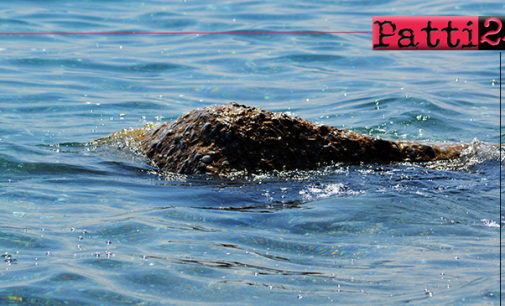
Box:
[140,103,466,175]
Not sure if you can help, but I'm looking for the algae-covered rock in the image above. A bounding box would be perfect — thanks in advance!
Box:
[140,103,466,175]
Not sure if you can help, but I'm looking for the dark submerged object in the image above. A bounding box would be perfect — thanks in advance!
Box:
[141,103,465,175]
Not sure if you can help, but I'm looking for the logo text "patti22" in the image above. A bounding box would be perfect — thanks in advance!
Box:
[373,16,505,50]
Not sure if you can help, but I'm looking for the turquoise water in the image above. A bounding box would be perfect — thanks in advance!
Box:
[0,1,503,305]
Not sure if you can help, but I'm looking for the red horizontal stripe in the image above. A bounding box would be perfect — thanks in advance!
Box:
[0,31,368,35]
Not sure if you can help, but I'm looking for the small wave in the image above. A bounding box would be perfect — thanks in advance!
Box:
[299,183,363,201]
[461,138,504,161]
[426,138,504,171]
[481,219,500,228]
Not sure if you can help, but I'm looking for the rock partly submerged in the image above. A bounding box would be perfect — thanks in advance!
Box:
[137,102,466,176]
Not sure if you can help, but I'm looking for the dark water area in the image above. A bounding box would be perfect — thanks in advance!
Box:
[0,1,503,305]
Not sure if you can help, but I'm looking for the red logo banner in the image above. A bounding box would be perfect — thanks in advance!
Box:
[373,16,505,50]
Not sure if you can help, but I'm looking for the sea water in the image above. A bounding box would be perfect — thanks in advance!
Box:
[0,0,503,305]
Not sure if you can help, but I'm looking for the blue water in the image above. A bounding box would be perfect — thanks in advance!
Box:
[0,1,503,305]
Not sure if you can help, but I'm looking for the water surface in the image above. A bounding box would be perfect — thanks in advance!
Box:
[0,0,503,305]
